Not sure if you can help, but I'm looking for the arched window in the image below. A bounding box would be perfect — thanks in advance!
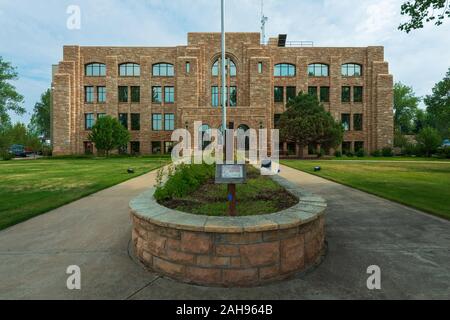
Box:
[341,63,362,77]
[119,63,140,77]
[212,58,236,77]
[308,63,329,77]
[274,63,296,77]
[153,63,174,77]
[85,63,106,76]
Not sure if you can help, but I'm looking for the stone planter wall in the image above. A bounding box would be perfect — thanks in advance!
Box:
[130,175,326,287]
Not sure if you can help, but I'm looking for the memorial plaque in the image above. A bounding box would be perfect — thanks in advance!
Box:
[215,164,247,184]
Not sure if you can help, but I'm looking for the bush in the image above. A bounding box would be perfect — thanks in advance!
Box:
[0,151,14,161]
[371,150,382,157]
[317,149,325,158]
[437,146,450,159]
[154,163,215,201]
[403,143,420,156]
[382,147,394,157]
[334,151,342,158]
[346,152,354,158]
[416,127,442,157]
[356,149,366,157]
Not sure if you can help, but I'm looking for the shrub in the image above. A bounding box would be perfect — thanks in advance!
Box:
[317,149,325,158]
[356,149,366,157]
[154,163,215,201]
[334,150,342,158]
[1,151,14,161]
[437,146,450,159]
[416,127,442,157]
[382,147,394,157]
[403,143,420,156]
[346,152,354,158]
[371,150,382,157]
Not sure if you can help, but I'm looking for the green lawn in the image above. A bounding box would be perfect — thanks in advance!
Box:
[281,159,450,220]
[0,157,169,230]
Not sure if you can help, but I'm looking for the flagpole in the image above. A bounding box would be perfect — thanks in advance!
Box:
[221,0,227,134]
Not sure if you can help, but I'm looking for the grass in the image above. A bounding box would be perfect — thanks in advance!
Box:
[281,159,450,220]
[161,167,298,216]
[328,156,450,162]
[0,156,169,230]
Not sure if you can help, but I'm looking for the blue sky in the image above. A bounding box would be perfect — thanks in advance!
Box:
[0,0,449,124]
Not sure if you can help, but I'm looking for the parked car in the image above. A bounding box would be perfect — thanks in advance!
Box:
[9,145,27,158]
[442,139,450,147]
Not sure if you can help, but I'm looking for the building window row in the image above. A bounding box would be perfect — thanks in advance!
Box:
[274,63,363,78]
[152,113,175,131]
[85,63,175,78]
[84,113,175,132]
[84,86,106,104]
[212,58,237,77]
[342,141,365,154]
[341,113,364,131]
[342,86,363,103]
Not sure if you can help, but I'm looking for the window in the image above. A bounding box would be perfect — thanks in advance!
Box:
[131,113,140,131]
[85,63,106,77]
[274,86,284,103]
[131,86,140,103]
[229,86,237,107]
[165,142,175,154]
[97,113,106,119]
[212,58,236,77]
[118,86,128,103]
[152,141,162,154]
[119,63,140,77]
[341,114,351,131]
[354,86,363,103]
[152,114,163,131]
[342,63,362,77]
[153,63,174,77]
[355,141,365,152]
[342,142,352,155]
[164,87,175,104]
[308,86,318,98]
[84,141,93,155]
[85,86,94,103]
[165,114,175,131]
[274,114,282,129]
[274,63,296,77]
[320,87,330,102]
[258,62,263,74]
[186,62,190,74]
[85,113,95,130]
[342,86,351,103]
[308,63,329,77]
[119,113,128,129]
[211,86,219,107]
[119,144,128,155]
[130,142,140,155]
[308,143,317,155]
[354,114,363,131]
[286,87,296,102]
[152,86,162,103]
[97,86,106,103]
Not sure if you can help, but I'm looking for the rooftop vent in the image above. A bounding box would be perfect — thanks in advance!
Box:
[278,34,287,47]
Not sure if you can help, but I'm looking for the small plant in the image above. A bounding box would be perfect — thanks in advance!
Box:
[371,150,382,157]
[356,149,366,157]
[437,146,450,159]
[0,152,14,161]
[334,150,342,158]
[317,149,325,158]
[155,166,165,188]
[346,151,354,158]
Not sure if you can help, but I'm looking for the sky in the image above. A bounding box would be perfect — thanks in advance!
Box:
[0,0,449,124]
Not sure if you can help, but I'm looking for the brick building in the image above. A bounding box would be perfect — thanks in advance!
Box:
[51,32,394,156]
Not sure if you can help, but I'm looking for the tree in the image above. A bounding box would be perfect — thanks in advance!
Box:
[424,68,450,138]
[279,93,343,157]
[0,57,25,127]
[29,89,51,139]
[416,127,442,156]
[393,82,421,134]
[88,116,130,156]
[399,0,450,32]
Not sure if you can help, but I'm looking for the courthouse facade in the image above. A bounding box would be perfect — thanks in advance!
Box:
[51,32,394,156]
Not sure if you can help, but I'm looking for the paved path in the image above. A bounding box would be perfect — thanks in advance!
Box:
[0,165,449,300]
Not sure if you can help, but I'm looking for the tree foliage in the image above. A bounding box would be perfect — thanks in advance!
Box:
[399,0,450,33]
[29,89,51,139]
[279,93,343,154]
[0,57,25,127]
[88,116,130,156]
[393,82,421,134]
[424,68,450,138]
[416,127,442,156]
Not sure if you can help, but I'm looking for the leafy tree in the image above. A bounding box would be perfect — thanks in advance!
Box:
[0,57,25,127]
[424,68,450,138]
[26,134,42,159]
[88,116,130,156]
[413,108,431,133]
[399,0,450,32]
[279,93,343,157]
[416,127,442,156]
[393,82,421,134]
[29,89,51,139]
[7,123,28,146]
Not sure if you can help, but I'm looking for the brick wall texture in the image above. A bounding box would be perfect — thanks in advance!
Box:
[51,32,394,155]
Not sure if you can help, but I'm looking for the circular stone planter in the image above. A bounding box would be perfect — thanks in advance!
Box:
[130,175,326,287]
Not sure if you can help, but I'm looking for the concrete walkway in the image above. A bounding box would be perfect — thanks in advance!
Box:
[0,165,449,299]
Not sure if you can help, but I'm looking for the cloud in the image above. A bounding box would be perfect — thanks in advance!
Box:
[1,0,449,123]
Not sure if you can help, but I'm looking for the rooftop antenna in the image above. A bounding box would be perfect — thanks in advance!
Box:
[261,0,268,44]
